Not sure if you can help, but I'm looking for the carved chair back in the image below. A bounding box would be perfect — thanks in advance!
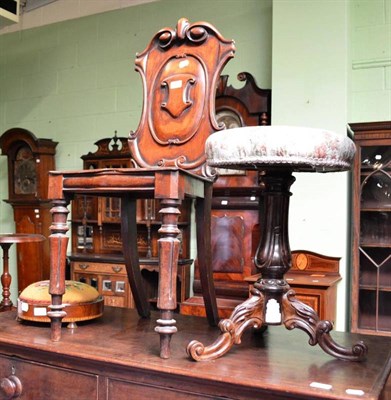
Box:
[128,18,235,176]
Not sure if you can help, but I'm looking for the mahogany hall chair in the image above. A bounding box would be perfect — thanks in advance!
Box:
[47,18,235,358]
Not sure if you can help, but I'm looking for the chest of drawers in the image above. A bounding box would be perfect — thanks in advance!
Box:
[0,308,390,400]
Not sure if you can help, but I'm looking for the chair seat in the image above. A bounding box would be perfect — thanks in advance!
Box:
[206,126,356,172]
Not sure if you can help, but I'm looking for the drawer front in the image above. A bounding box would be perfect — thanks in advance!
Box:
[104,295,127,308]
[0,355,98,400]
[108,378,225,400]
[72,261,126,275]
[72,262,134,309]
[294,292,320,315]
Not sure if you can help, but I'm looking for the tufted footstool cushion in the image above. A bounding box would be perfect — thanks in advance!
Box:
[206,126,356,172]
[17,280,104,323]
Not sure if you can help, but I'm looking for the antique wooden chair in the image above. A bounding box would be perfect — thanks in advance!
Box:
[47,18,235,358]
[188,125,368,362]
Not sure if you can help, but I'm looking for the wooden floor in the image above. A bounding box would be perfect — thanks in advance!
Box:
[0,307,390,399]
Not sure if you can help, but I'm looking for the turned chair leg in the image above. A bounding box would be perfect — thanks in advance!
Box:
[155,198,182,359]
[48,199,69,342]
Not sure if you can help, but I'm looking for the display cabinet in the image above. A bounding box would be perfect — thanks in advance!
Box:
[69,133,191,309]
[350,121,391,336]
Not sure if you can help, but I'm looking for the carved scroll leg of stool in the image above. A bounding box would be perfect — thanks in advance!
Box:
[187,288,265,361]
[155,198,181,359]
[48,199,69,341]
[282,289,368,361]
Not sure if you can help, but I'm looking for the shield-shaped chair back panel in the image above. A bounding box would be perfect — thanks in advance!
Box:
[129,18,235,176]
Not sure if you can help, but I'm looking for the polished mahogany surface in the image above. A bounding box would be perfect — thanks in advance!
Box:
[0,234,45,244]
[0,307,389,399]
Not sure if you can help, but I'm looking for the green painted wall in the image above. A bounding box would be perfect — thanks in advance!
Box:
[272,1,350,331]
[349,0,391,122]
[0,0,272,301]
[272,0,390,331]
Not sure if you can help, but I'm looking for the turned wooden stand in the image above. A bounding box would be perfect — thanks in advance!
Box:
[187,169,368,362]
[0,233,45,311]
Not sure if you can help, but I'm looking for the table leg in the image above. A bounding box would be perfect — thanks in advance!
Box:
[0,243,13,311]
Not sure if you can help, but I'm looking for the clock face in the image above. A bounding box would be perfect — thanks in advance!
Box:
[14,147,37,195]
[214,109,245,176]
[216,109,243,130]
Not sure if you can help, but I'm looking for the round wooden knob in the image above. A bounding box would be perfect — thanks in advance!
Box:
[0,375,22,399]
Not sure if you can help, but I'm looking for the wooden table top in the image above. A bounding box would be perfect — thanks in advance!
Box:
[0,233,45,244]
[0,307,389,399]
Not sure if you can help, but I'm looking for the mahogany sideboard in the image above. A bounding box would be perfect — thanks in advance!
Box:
[0,307,390,399]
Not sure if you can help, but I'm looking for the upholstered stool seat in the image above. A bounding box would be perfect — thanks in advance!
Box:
[187,125,367,362]
[205,125,356,172]
[18,280,103,324]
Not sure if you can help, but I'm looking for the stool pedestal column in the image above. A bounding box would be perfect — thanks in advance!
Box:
[187,170,367,362]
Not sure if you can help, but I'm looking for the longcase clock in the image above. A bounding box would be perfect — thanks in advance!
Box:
[0,128,58,293]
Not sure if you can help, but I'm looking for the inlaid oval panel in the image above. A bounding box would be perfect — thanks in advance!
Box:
[150,55,206,145]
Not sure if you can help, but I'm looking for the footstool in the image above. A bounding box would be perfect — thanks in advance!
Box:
[18,280,103,327]
[187,126,367,362]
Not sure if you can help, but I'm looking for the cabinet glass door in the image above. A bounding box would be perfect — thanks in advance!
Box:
[359,145,391,332]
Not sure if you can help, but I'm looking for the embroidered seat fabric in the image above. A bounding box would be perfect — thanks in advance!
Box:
[19,280,100,304]
[18,280,103,323]
[205,126,356,172]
